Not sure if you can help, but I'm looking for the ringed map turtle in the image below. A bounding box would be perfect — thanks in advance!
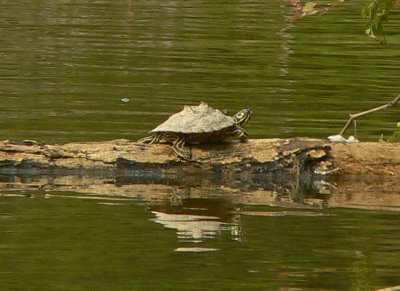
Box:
[139,101,252,160]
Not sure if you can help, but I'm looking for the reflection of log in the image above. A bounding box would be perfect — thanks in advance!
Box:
[1,174,400,211]
[0,138,399,176]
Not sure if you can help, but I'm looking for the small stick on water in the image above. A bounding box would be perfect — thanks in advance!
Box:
[338,93,400,136]
[354,120,357,138]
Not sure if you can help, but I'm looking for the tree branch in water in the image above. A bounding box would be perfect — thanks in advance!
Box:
[338,93,400,136]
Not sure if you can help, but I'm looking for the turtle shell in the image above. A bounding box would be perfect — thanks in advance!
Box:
[150,101,235,134]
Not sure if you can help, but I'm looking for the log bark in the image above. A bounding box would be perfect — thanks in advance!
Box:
[0,138,399,211]
[0,138,399,176]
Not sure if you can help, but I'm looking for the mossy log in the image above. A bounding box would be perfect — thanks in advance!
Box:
[0,138,399,177]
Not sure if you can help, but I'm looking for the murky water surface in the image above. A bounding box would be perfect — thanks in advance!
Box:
[1,0,400,142]
[1,0,400,290]
[1,189,400,290]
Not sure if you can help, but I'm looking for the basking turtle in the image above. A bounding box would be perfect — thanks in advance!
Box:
[139,101,252,160]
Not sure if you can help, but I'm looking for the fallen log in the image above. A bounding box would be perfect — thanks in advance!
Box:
[1,138,400,211]
[0,138,399,177]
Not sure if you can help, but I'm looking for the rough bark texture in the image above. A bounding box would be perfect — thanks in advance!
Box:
[0,138,399,176]
[0,138,399,211]
[329,142,400,176]
[0,138,330,175]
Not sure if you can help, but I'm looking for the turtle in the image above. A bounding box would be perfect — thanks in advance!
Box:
[138,101,252,160]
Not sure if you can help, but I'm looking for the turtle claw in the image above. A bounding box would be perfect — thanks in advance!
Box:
[172,135,192,161]
[179,153,192,161]
[174,148,192,161]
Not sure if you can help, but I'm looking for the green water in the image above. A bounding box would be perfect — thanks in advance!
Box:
[0,193,400,290]
[1,0,399,142]
[1,0,400,290]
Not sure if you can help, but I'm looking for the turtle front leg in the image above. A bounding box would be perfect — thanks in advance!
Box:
[138,133,161,144]
[232,126,248,142]
[172,134,192,160]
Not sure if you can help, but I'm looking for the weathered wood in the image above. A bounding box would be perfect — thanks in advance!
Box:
[0,138,327,175]
[1,138,399,211]
[0,138,399,176]
[329,141,400,176]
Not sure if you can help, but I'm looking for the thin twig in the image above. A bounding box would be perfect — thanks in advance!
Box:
[338,93,400,136]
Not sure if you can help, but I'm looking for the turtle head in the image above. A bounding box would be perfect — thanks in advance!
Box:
[233,108,252,127]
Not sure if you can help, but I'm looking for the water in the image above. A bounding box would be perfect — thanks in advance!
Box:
[1,0,400,290]
[1,0,399,142]
[0,191,400,290]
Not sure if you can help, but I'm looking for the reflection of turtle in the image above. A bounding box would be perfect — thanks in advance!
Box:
[139,101,252,160]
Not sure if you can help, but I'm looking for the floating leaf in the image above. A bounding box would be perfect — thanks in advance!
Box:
[283,0,398,43]
[286,0,348,24]
[302,1,319,12]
